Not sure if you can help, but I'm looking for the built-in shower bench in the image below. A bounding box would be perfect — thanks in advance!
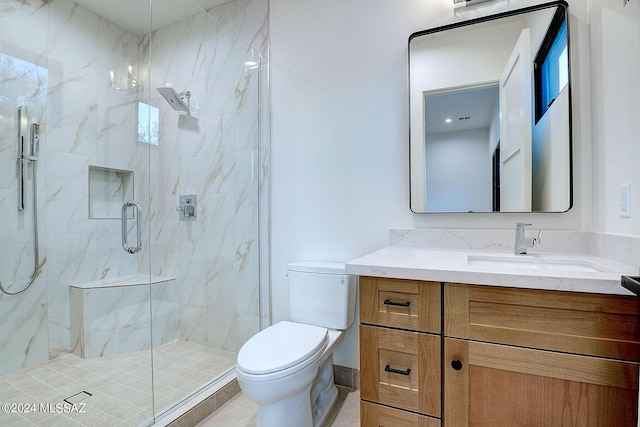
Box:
[69,274,176,358]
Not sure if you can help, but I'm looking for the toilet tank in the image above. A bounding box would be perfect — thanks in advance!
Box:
[288,261,357,330]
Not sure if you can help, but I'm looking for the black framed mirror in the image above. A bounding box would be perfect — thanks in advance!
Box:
[409,1,572,214]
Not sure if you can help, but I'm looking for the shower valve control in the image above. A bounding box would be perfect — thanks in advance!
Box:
[177,194,197,220]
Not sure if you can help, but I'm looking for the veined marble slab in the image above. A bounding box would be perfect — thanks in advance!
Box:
[70,274,175,289]
[346,246,638,296]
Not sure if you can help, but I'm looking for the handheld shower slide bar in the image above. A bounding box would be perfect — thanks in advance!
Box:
[17,105,28,210]
[0,106,41,296]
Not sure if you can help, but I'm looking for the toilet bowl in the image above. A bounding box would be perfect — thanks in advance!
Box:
[236,262,357,427]
[237,322,344,426]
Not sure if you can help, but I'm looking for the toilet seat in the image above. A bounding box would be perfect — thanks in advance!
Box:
[237,321,328,377]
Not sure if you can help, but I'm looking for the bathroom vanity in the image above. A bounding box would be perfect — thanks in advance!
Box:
[349,246,640,426]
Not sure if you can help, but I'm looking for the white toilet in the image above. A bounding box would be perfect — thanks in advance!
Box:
[236,261,357,427]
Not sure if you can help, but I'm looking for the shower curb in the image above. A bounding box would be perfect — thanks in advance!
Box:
[165,377,241,427]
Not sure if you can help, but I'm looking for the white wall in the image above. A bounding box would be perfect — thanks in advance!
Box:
[426,129,492,212]
[589,0,640,236]
[270,0,420,367]
[269,0,636,369]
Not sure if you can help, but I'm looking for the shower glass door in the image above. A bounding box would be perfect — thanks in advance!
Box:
[147,0,263,417]
[1,0,264,425]
[1,0,156,425]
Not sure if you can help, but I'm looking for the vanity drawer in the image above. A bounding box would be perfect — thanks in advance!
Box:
[360,324,441,417]
[361,400,441,427]
[445,283,640,361]
[360,276,441,333]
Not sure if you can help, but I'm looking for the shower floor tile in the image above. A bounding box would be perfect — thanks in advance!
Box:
[0,340,236,427]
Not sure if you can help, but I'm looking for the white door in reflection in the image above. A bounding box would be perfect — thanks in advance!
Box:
[500,28,532,212]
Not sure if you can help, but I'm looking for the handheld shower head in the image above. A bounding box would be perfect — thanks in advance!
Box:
[157,87,190,113]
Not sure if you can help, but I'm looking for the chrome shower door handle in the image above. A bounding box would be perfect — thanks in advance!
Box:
[121,201,142,254]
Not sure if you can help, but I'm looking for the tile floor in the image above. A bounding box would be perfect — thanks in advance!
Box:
[196,386,360,427]
[0,340,236,427]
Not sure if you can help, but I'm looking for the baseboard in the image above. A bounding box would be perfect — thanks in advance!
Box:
[333,365,360,390]
[163,377,241,427]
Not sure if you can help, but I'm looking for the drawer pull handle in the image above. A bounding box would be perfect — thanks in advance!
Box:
[384,364,411,376]
[451,359,463,371]
[383,299,410,307]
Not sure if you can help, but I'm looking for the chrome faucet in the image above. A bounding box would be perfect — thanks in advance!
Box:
[514,222,541,255]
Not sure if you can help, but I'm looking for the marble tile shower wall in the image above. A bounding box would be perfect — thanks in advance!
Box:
[140,4,261,353]
[0,1,48,376]
[0,0,262,376]
[1,0,142,376]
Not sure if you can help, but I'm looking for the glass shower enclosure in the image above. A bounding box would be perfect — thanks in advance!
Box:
[0,0,267,425]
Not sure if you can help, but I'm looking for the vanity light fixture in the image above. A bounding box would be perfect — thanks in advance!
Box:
[453,0,495,6]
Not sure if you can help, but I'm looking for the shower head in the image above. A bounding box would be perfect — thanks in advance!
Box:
[157,87,190,113]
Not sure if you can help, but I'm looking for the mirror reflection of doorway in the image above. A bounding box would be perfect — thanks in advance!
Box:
[423,83,499,213]
[492,146,500,211]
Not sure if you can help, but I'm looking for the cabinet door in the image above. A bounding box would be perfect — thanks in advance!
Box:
[444,338,639,426]
[361,324,441,417]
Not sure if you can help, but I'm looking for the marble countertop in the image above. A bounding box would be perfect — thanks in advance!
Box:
[346,246,639,296]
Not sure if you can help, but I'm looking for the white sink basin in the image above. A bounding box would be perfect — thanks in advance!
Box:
[467,254,613,273]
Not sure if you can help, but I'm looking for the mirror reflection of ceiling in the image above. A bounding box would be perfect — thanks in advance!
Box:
[71,0,228,35]
[425,85,499,134]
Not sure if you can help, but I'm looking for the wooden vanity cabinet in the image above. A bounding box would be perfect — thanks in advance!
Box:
[444,283,640,427]
[359,277,640,426]
[359,277,442,424]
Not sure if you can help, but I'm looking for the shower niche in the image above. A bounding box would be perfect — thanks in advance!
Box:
[88,166,134,219]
